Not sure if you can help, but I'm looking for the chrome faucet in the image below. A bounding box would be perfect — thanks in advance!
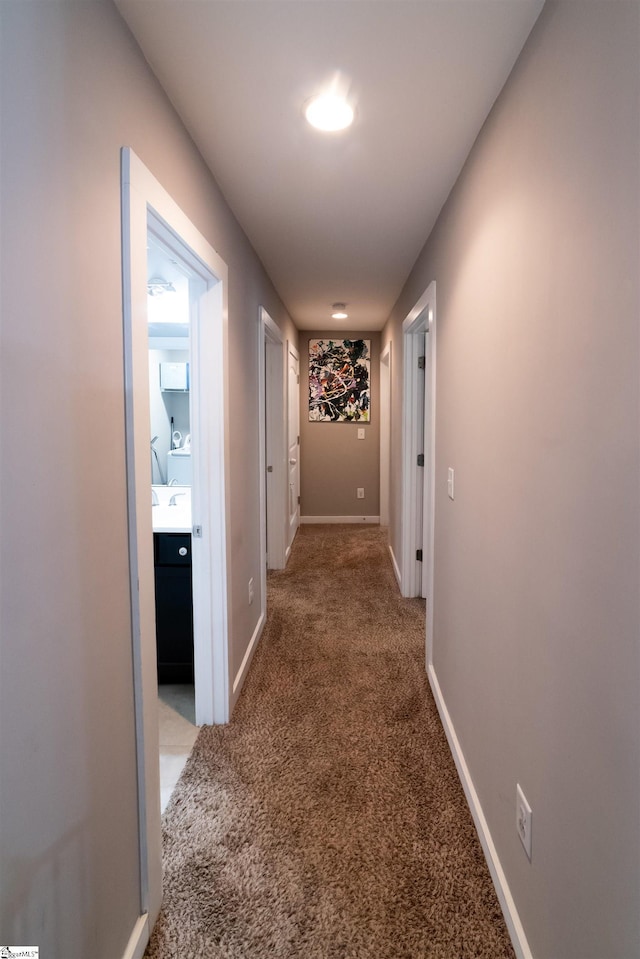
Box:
[169,492,187,506]
[152,489,159,506]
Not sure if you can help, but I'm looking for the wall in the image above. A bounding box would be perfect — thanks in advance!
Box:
[383,2,640,957]
[149,348,190,483]
[299,331,380,521]
[0,1,296,956]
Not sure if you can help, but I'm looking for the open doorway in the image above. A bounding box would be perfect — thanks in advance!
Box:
[258,307,287,576]
[146,237,198,813]
[401,281,436,659]
[121,148,231,944]
[380,343,392,528]
[286,342,300,557]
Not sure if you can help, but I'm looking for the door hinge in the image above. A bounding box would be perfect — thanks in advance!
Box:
[297,495,300,504]
[418,355,426,370]
[417,453,425,467]
[416,549,423,562]
[297,435,300,445]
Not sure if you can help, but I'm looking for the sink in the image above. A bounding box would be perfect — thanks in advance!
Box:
[152,485,192,533]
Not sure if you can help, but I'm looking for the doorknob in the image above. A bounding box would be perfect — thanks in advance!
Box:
[289,458,297,465]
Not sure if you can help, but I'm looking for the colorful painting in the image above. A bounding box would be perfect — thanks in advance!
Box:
[308,338,370,422]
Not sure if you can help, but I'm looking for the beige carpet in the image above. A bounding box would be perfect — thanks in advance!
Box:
[145,525,515,959]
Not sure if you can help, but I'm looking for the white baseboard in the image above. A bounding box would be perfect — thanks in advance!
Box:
[389,544,402,589]
[300,515,380,524]
[427,663,533,959]
[231,608,266,706]
[122,914,149,959]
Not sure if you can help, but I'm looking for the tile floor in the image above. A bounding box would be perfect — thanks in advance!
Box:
[158,684,198,813]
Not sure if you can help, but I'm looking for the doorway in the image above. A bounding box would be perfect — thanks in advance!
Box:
[401,281,436,660]
[121,148,231,942]
[380,343,392,528]
[286,342,300,557]
[146,237,198,816]
[258,307,287,577]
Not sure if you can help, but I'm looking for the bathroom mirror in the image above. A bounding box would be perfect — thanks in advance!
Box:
[147,244,192,486]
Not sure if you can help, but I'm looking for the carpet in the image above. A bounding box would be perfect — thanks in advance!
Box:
[145,524,515,959]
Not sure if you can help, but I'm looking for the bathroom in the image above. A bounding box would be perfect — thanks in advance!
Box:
[147,243,198,809]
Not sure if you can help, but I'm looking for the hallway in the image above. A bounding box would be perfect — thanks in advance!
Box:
[145,526,513,958]
[2,2,639,955]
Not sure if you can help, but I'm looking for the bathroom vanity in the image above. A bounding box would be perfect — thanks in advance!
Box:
[154,533,193,683]
[152,486,193,683]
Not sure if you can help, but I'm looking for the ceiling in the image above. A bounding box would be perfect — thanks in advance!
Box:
[116,0,544,331]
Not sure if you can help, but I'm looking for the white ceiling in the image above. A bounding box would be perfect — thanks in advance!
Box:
[116,0,544,331]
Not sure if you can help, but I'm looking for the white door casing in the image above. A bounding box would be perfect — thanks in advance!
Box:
[401,281,436,666]
[121,148,231,945]
[380,343,391,528]
[287,343,300,555]
[258,307,286,578]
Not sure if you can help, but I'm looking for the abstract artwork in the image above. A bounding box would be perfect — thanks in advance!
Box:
[308,338,370,422]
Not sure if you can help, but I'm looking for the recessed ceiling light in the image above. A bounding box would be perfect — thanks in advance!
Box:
[331,302,348,320]
[305,94,354,132]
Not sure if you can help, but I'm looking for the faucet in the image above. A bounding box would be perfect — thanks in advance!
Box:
[169,492,187,506]
[152,489,159,506]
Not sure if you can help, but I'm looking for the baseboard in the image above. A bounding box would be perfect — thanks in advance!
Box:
[427,663,533,959]
[121,914,149,959]
[300,515,380,524]
[231,608,266,706]
[388,544,402,589]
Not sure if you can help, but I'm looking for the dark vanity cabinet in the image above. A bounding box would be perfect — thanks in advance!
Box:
[154,533,194,683]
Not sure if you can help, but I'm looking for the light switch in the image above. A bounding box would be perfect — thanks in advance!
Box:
[357,428,365,440]
[447,467,455,500]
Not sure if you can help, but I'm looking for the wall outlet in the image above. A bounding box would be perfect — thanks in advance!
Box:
[357,428,365,440]
[248,577,254,605]
[357,487,365,499]
[516,783,532,860]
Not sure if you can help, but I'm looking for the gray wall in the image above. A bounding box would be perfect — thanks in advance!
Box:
[300,331,380,518]
[383,2,640,957]
[0,1,296,955]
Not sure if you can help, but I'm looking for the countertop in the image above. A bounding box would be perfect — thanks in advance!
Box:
[152,485,192,534]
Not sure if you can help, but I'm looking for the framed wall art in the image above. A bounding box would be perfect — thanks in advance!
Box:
[308,338,370,422]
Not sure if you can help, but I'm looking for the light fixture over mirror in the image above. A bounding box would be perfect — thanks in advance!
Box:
[147,275,176,297]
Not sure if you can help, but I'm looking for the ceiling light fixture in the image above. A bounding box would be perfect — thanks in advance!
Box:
[147,275,176,297]
[305,94,354,132]
[331,302,348,320]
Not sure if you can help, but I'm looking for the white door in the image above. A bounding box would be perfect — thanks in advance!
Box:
[264,320,285,570]
[416,333,428,599]
[287,343,300,552]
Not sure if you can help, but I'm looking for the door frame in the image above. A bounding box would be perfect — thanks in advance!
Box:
[121,148,231,940]
[380,343,392,527]
[401,281,436,660]
[286,341,300,558]
[258,307,286,583]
